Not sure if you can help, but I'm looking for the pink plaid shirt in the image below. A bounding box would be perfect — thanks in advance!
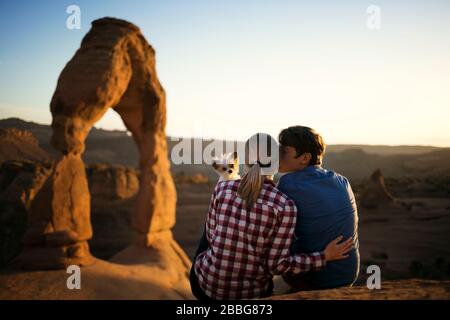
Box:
[193,179,326,300]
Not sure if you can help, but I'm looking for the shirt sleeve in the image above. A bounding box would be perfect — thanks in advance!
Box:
[205,183,220,243]
[267,199,326,275]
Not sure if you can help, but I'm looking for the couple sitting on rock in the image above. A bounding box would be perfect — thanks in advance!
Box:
[190,126,360,300]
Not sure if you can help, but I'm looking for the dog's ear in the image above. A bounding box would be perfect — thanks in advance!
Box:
[232,152,239,167]
[212,161,218,169]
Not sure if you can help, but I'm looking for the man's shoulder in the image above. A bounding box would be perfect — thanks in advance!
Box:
[279,168,350,183]
[277,171,302,191]
[330,171,351,186]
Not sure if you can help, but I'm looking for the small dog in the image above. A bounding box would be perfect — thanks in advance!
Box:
[212,152,240,182]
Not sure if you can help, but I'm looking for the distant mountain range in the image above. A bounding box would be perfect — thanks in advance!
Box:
[1,117,449,180]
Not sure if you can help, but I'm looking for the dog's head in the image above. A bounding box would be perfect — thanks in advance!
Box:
[212,152,240,180]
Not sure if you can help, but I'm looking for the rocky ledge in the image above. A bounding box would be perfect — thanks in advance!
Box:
[266,279,450,300]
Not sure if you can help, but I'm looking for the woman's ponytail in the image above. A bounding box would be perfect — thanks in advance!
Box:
[237,133,278,209]
[238,161,265,209]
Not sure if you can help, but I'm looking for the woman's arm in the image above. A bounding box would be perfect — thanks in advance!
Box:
[267,199,353,275]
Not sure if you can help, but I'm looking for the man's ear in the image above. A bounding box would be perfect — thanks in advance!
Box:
[301,153,312,165]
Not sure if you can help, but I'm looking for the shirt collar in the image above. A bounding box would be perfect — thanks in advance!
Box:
[303,165,323,172]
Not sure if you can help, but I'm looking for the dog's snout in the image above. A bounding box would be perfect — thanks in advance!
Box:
[228,170,233,174]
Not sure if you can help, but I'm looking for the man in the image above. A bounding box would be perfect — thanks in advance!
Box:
[277,126,360,290]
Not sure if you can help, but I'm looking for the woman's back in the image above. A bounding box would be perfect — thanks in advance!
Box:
[194,179,296,300]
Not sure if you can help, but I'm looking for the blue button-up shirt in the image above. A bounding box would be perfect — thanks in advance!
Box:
[277,165,360,289]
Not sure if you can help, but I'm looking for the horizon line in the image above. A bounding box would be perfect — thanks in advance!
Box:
[0,116,448,149]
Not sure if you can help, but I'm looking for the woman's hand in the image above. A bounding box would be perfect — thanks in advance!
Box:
[324,236,354,262]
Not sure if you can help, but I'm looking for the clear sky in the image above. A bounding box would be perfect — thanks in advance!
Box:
[0,0,449,146]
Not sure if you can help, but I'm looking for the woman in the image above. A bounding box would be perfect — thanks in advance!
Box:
[190,133,353,300]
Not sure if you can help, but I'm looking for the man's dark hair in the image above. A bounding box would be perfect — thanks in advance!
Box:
[278,126,326,165]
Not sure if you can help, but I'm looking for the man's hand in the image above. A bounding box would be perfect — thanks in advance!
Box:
[324,236,354,262]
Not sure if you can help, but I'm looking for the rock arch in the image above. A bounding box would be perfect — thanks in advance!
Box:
[18,17,177,268]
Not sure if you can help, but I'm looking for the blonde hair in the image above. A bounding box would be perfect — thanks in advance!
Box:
[238,133,276,209]
[238,162,265,209]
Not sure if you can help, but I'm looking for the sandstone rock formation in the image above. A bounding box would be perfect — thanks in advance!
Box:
[360,169,395,209]
[0,128,52,163]
[0,160,53,266]
[0,232,193,299]
[17,17,177,269]
[1,161,150,264]
[87,164,140,259]
[86,164,139,199]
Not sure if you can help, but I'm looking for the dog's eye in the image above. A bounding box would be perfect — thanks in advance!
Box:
[222,168,227,171]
